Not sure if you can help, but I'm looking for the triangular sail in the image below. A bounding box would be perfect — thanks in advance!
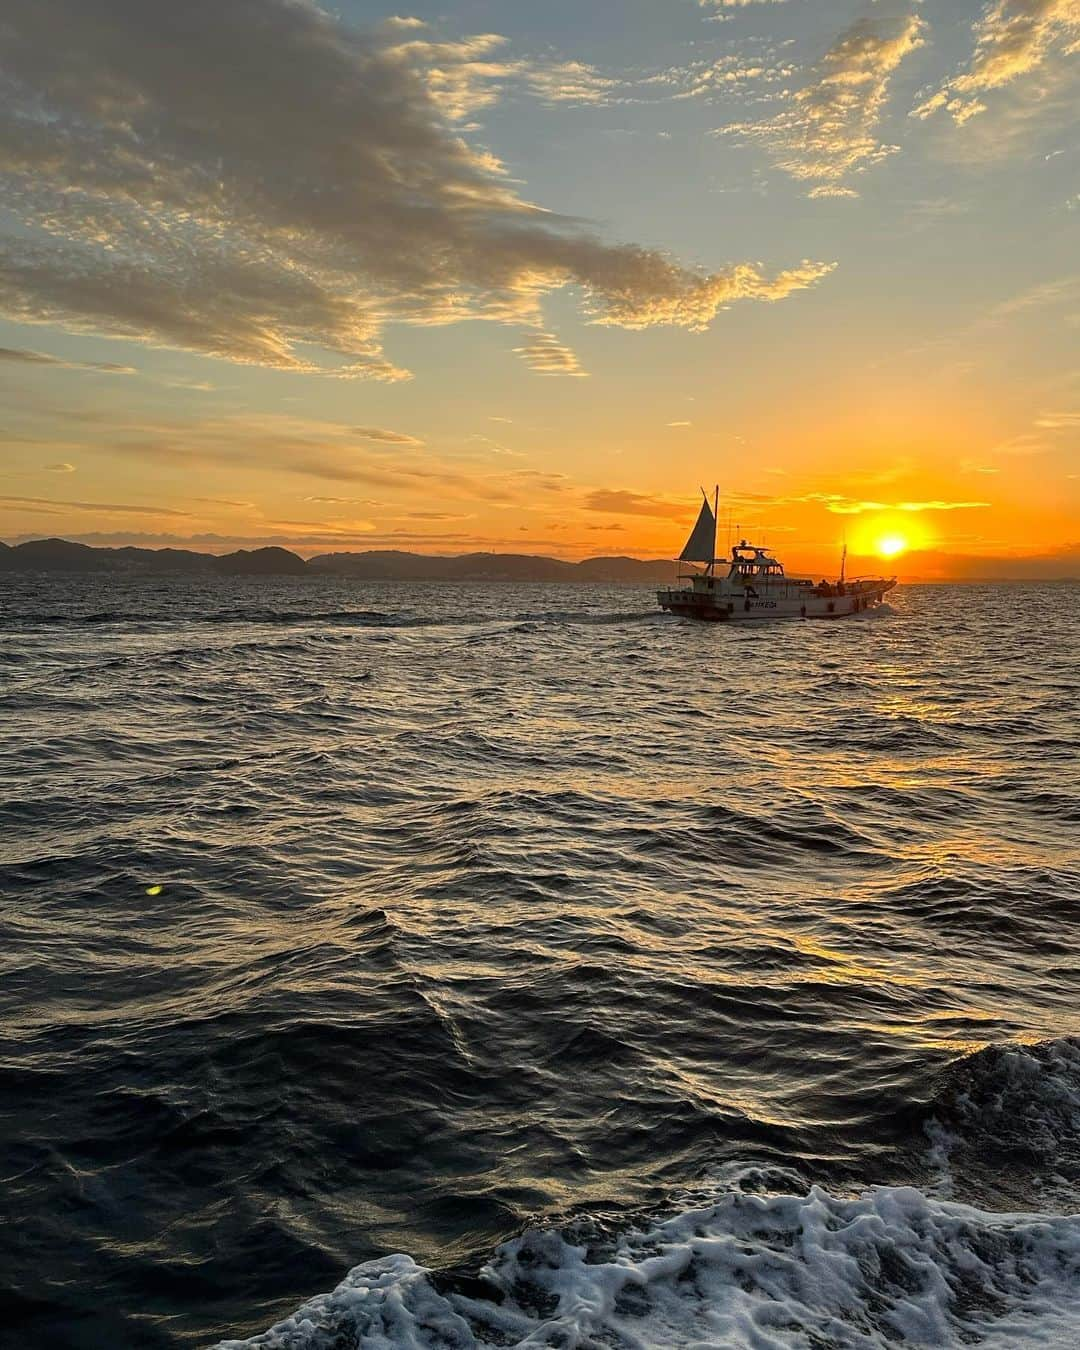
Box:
[679,493,716,564]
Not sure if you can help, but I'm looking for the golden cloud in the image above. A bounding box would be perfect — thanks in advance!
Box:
[719,13,925,194]
[913,0,1080,124]
[0,1,832,378]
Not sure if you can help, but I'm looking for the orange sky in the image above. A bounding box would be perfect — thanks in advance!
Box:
[1,0,1077,578]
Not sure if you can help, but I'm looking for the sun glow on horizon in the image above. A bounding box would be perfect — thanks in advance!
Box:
[875,533,909,559]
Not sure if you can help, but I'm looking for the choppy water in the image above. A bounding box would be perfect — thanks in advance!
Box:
[1,576,1078,1350]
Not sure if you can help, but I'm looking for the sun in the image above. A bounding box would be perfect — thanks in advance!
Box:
[876,533,908,559]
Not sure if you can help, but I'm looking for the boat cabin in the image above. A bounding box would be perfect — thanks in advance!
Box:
[723,542,814,589]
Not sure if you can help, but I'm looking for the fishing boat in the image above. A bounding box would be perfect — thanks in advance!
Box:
[657,488,896,622]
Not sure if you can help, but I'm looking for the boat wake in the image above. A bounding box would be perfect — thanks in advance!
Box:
[217,1172,1080,1350]
[218,1039,1080,1350]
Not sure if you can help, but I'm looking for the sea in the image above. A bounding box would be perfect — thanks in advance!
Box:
[1,574,1078,1350]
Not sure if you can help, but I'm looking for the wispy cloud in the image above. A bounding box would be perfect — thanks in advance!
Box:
[817,497,991,516]
[0,345,134,374]
[584,489,694,519]
[0,2,830,380]
[0,494,193,517]
[645,51,789,102]
[719,13,925,196]
[23,411,577,509]
[303,496,382,506]
[512,332,588,376]
[103,413,522,499]
[1034,410,1080,428]
[5,527,613,555]
[351,426,425,447]
[382,30,619,121]
[914,0,1080,124]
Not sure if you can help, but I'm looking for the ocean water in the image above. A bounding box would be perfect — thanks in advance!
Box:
[1,575,1078,1350]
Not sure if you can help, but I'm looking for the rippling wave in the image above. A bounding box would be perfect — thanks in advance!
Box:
[0,575,1077,1348]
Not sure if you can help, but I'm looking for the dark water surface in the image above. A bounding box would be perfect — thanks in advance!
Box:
[1,577,1078,1349]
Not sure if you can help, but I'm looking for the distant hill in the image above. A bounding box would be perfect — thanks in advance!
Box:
[306,550,673,582]
[211,546,308,576]
[2,538,120,572]
[0,538,674,582]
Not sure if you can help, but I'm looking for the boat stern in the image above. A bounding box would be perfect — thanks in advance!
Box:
[657,587,730,621]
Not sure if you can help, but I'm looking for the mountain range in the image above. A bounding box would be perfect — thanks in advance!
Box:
[0,538,675,582]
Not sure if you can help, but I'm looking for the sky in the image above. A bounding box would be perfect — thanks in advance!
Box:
[1,0,1077,578]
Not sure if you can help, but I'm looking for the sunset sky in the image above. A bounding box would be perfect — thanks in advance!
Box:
[1,0,1077,577]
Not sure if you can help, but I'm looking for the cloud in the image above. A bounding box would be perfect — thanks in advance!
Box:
[986,406,1079,456]
[397,510,476,521]
[0,2,831,380]
[521,60,619,106]
[1034,410,1080,428]
[0,494,193,517]
[583,489,694,519]
[30,409,572,507]
[913,0,1080,124]
[820,497,991,515]
[667,420,693,427]
[0,345,134,374]
[5,527,611,555]
[303,496,382,506]
[719,13,925,194]
[351,426,425,446]
[644,52,786,102]
[381,30,618,121]
[46,461,76,473]
[903,273,1080,366]
[504,469,570,494]
[512,331,588,376]
[100,412,521,499]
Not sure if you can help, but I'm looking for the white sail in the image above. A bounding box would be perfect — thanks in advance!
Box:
[679,493,716,564]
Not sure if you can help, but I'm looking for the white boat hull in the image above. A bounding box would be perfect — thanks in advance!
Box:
[657,578,896,622]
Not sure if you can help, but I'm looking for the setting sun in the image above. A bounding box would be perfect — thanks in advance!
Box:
[876,534,908,559]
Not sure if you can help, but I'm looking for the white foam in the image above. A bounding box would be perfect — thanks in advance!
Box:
[215,1172,1080,1349]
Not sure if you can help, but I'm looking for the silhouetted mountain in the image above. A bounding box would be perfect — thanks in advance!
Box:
[0,539,217,574]
[0,538,115,572]
[0,537,673,581]
[306,550,674,582]
[210,546,309,576]
[111,546,214,573]
[303,549,459,580]
[575,556,678,583]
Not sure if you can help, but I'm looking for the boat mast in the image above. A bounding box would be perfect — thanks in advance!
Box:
[709,485,719,576]
[840,542,847,584]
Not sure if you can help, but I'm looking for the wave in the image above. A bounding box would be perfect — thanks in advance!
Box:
[4,606,659,631]
[924,1037,1080,1208]
[218,1039,1080,1349]
[216,1168,1080,1349]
